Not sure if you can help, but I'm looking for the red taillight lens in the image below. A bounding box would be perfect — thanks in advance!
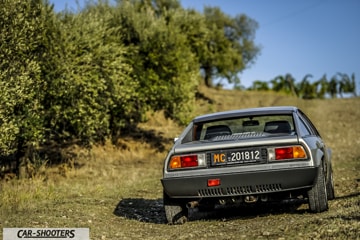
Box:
[169,154,199,169]
[180,155,198,167]
[275,147,293,160]
[274,146,307,160]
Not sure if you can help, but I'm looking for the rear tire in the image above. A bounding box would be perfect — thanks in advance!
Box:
[163,192,188,224]
[308,163,329,212]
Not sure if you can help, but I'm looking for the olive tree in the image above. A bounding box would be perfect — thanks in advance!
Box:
[46,3,137,143]
[111,1,200,124]
[201,7,260,87]
[0,0,52,160]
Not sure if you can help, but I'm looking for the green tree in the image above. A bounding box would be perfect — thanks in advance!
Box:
[0,0,53,160]
[285,74,297,96]
[351,73,357,97]
[328,75,338,98]
[249,80,270,91]
[46,2,137,143]
[337,73,357,97]
[313,74,328,99]
[201,7,260,87]
[297,74,317,99]
[271,74,297,96]
[112,1,200,124]
[135,0,181,15]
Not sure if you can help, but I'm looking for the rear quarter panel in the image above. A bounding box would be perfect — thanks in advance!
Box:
[299,136,324,167]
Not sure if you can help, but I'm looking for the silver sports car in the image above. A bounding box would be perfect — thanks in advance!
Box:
[161,106,335,224]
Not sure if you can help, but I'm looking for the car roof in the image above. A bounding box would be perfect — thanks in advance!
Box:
[193,106,299,123]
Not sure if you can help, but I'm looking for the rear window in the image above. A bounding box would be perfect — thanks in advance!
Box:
[192,114,295,141]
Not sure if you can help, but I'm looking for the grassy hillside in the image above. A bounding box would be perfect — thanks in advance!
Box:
[0,88,359,239]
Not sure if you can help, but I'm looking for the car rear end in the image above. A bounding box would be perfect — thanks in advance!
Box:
[161,107,324,224]
[163,140,316,193]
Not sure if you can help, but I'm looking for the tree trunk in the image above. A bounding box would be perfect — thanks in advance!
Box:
[204,67,213,87]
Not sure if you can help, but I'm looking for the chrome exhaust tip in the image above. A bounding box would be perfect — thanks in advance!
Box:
[186,201,199,209]
[244,195,258,203]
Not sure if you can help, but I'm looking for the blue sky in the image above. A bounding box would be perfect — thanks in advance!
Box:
[50,0,360,91]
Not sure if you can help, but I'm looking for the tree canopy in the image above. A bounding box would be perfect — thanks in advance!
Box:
[200,6,260,87]
[0,0,260,169]
[249,73,357,99]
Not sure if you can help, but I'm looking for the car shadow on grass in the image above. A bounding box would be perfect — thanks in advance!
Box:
[113,198,167,224]
[113,198,308,224]
[190,201,308,222]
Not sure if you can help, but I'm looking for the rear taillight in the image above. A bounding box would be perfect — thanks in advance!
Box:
[275,147,293,160]
[180,155,198,167]
[268,145,307,161]
[169,154,206,170]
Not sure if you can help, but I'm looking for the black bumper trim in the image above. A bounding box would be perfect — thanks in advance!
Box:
[161,167,317,198]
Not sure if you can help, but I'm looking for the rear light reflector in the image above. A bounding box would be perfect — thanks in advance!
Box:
[169,153,206,170]
[268,145,307,161]
[208,178,221,187]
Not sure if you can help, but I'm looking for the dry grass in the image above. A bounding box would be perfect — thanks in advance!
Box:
[0,87,359,239]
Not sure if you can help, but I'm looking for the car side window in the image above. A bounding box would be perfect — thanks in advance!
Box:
[298,118,311,136]
[297,111,320,137]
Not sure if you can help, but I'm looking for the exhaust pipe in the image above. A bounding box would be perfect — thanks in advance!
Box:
[244,195,258,203]
[260,195,268,202]
[186,201,199,209]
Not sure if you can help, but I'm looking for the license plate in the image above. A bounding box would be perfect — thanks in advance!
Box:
[211,149,263,166]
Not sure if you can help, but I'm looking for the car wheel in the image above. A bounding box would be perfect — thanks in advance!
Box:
[163,192,188,224]
[326,164,335,200]
[308,163,329,212]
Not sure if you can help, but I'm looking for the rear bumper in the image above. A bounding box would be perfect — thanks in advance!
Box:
[161,167,318,198]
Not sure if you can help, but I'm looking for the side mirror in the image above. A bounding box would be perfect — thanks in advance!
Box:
[173,137,179,143]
